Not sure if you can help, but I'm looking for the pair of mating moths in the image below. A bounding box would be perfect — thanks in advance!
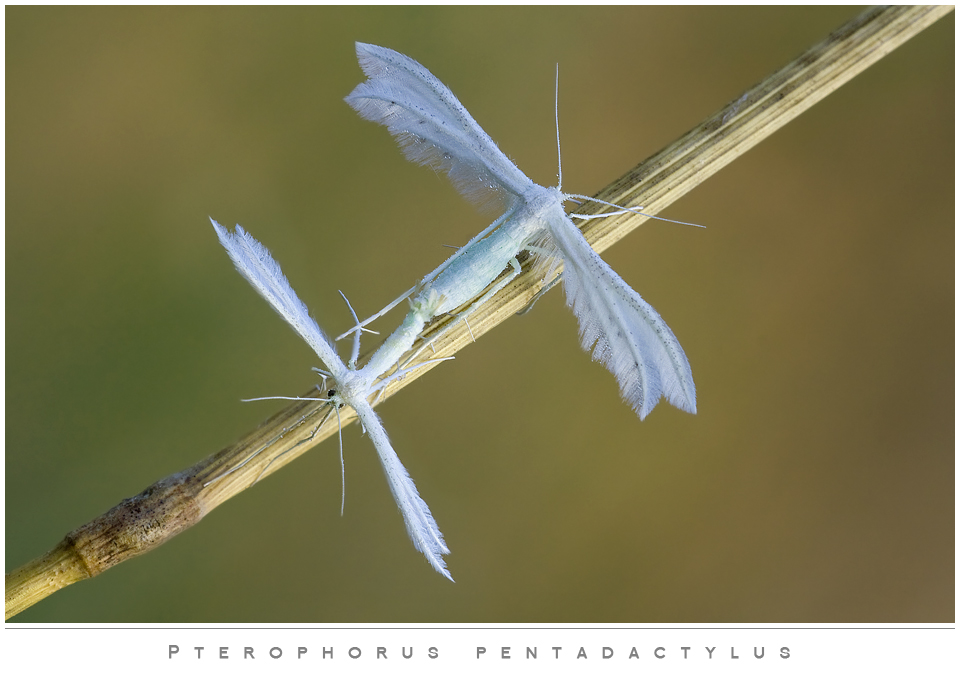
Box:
[212,43,696,580]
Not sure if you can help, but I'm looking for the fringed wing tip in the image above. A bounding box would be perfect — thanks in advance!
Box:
[550,211,698,424]
[635,389,696,422]
[417,540,453,582]
[431,556,455,583]
[411,515,454,582]
[355,400,455,582]
[672,389,697,416]
[210,217,245,242]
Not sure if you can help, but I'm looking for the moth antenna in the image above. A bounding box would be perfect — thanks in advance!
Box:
[204,445,270,487]
[339,290,363,369]
[336,404,345,516]
[555,63,562,191]
[241,396,332,402]
[203,402,331,488]
[253,406,335,485]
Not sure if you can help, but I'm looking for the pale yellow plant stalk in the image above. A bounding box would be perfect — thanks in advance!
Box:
[6,5,951,620]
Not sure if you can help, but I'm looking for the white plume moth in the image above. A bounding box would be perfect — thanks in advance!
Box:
[344,43,697,421]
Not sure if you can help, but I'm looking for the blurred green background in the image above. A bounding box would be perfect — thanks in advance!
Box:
[6,7,953,622]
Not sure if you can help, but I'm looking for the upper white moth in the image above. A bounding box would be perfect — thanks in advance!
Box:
[212,42,696,581]
[343,43,696,421]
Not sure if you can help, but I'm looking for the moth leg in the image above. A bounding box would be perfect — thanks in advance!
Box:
[334,284,416,342]
[400,257,522,370]
[517,272,563,316]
